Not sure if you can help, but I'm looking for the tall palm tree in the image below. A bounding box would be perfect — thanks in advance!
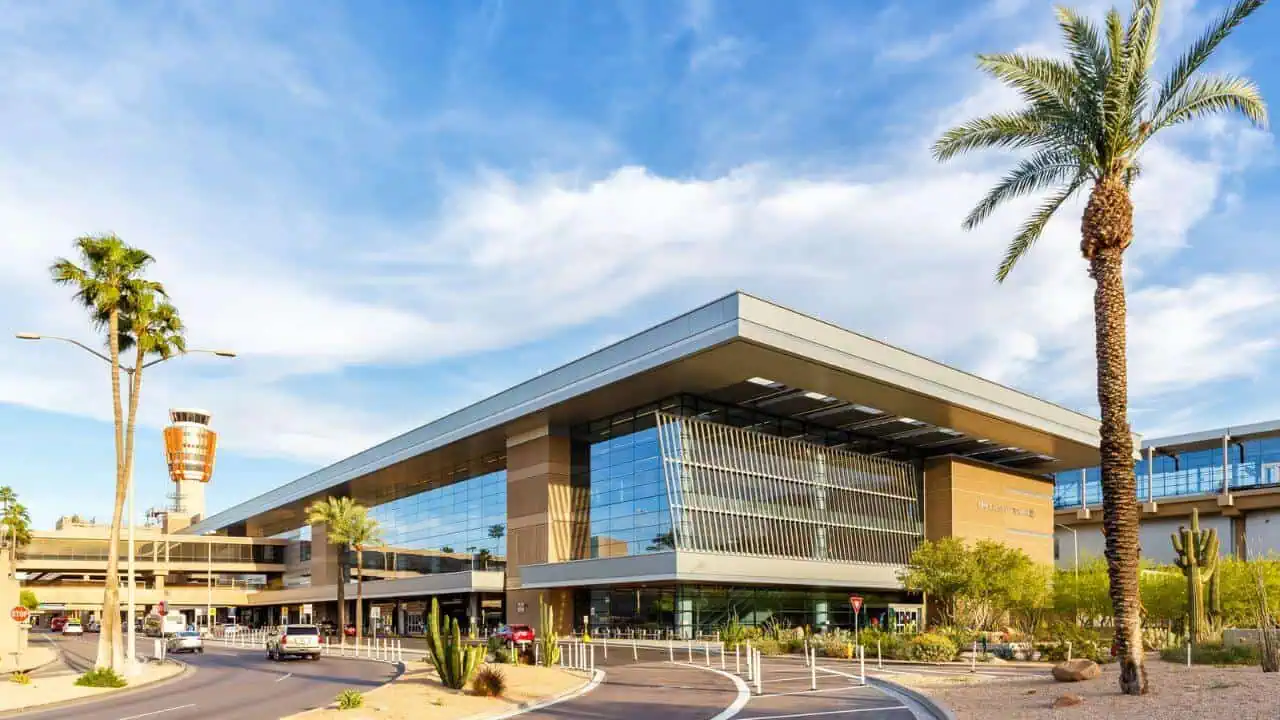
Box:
[343,509,383,644]
[933,0,1268,695]
[51,234,156,671]
[109,283,186,511]
[306,497,359,641]
[2,502,32,561]
[0,487,16,513]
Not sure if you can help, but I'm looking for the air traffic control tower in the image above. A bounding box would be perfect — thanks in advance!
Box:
[163,408,218,524]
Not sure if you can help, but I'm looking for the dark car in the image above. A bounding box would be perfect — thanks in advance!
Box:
[496,624,535,644]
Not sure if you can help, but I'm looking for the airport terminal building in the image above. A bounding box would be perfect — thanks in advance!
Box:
[20,293,1105,636]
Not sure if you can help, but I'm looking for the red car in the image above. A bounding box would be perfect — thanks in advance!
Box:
[50,617,67,632]
[496,624,534,644]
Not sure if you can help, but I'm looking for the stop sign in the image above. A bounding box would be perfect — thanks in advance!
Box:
[11,606,30,623]
[849,595,864,615]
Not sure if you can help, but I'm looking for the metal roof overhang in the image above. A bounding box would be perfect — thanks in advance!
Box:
[187,292,1107,537]
[1145,418,1280,455]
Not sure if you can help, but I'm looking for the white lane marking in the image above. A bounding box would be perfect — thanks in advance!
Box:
[743,707,909,720]
[762,675,819,683]
[117,704,196,720]
[275,672,293,682]
[759,684,875,698]
[672,662,750,720]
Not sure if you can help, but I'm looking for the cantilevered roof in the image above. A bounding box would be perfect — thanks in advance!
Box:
[186,291,1109,536]
[1145,418,1280,454]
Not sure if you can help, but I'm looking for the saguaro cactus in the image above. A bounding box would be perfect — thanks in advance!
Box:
[426,597,483,689]
[1172,508,1221,644]
[538,594,561,666]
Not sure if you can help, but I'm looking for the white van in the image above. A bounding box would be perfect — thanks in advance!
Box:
[144,611,189,637]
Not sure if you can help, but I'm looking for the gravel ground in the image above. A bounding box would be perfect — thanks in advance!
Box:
[921,658,1280,719]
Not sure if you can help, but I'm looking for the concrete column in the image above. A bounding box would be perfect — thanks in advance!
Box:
[1220,435,1235,508]
[504,419,581,635]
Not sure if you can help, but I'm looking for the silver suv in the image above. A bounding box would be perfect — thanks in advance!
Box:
[267,624,322,661]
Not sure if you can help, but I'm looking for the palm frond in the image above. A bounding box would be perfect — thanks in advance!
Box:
[963,148,1079,229]
[1124,0,1161,120]
[1151,0,1266,121]
[932,111,1057,161]
[995,177,1087,283]
[1155,74,1268,130]
[976,54,1079,112]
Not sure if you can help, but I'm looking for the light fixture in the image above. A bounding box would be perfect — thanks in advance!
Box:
[802,391,833,402]
[937,428,963,436]
[898,418,924,425]
[747,376,778,387]
[849,404,882,415]
[1036,454,1056,461]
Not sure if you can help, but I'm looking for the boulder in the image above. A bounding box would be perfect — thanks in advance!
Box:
[1052,659,1100,682]
[1053,693,1084,708]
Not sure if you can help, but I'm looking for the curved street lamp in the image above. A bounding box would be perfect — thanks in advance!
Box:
[14,332,236,672]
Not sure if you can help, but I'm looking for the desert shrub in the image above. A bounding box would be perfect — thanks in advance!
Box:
[9,671,30,685]
[778,636,805,654]
[719,614,747,650]
[936,625,979,652]
[336,689,364,710]
[752,638,783,656]
[742,626,763,642]
[1160,642,1259,666]
[905,633,958,663]
[486,636,504,654]
[472,666,507,697]
[491,647,511,664]
[819,634,854,658]
[75,668,127,688]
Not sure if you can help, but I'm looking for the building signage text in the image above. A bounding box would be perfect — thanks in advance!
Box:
[978,499,1035,518]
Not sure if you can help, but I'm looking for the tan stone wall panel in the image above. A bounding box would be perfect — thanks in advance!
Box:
[923,457,1054,566]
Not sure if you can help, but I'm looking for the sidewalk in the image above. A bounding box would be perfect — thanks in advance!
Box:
[0,637,183,714]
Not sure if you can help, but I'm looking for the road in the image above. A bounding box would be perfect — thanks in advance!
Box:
[24,631,396,720]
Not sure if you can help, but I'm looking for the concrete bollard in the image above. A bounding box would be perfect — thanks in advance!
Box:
[735,644,741,675]
[633,638,638,661]
[603,636,608,660]
[859,644,866,685]
[971,640,977,673]
[754,650,762,696]
[668,637,674,663]
[687,640,693,663]
[1066,641,1073,662]
[1186,638,1192,668]
[704,642,711,666]
[877,638,882,670]
[535,641,541,666]
[810,647,817,691]
[720,641,726,670]
[745,641,752,680]
[591,643,596,672]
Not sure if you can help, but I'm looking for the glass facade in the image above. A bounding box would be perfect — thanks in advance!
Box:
[17,537,282,564]
[361,468,508,574]
[1054,434,1280,508]
[573,395,923,565]
[579,584,916,635]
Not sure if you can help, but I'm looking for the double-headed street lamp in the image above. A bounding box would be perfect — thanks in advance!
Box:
[15,332,235,672]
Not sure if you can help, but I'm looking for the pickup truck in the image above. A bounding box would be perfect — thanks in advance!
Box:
[267,624,322,661]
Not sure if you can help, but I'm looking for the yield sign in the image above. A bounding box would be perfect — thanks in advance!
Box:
[849,595,864,615]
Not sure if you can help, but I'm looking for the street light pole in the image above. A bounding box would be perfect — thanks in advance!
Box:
[16,333,235,673]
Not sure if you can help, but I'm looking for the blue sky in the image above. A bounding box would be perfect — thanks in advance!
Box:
[2,0,1279,530]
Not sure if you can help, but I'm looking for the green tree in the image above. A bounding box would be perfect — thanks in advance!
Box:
[933,0,1268,694]
[900,538,1053,632]
[343,509,382,645]
[306,497,359,640]
[19,589,38,612]
[50,234,157,671]
[899,537,973,627]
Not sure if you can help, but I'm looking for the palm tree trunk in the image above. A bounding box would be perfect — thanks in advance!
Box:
[355,547,364,646]
[1084,176,1146,696]
[97,307,127,671]
[336,549,347,642]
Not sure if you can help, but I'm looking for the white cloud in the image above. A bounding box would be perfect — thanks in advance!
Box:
[0,0,1275,485]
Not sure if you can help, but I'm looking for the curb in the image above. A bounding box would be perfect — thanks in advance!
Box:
[672,662,750,720]
[0,659,192,718]
[479,668,603,720]
[866,676,956,720]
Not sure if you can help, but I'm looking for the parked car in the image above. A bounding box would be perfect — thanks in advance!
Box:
[495,624,535,644]
[87,620,101,633]
[50,616,67,632]
[167,630,204,654]
[219,623,241,637]
[62,620,84,636]
[267,624,322,661]
[343,624,357,638]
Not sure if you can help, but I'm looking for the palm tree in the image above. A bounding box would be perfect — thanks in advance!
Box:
[306,497,359,641]
[1,501,31,564]
[933,0,1267,695]
[110,283,186,513]
[0,487,16,513]
[51,234,156,671]
[343,510,383,644]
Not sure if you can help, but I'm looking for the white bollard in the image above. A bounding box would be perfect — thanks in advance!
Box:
[745,641,752,680]
[971,640,977,673]
[1186,638,1192,668]
[536,641,541,666]
[603,636,608,660]
[735,644,741,675]
[633,638,638,661]
[687,640,693,663]
[720,641,726,670]
[878,638,882,670]
[859,644,866,685]
[668,637,674,663]
[1066,641,1073,662]
[705,642,711,666]
[559,643,565,668]
[590,644,596,672]
[754,650,762,696]
[810,647,817,691]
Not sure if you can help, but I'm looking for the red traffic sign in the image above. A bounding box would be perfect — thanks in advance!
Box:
[10,606,30,623]
[157,601,166,615]
[849,595,864,614]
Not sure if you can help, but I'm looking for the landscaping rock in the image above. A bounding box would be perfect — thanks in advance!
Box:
[1053,693,1084,708]
[1052,659,1101,682]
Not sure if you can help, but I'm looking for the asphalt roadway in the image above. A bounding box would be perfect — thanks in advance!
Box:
[23,631,396,720]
